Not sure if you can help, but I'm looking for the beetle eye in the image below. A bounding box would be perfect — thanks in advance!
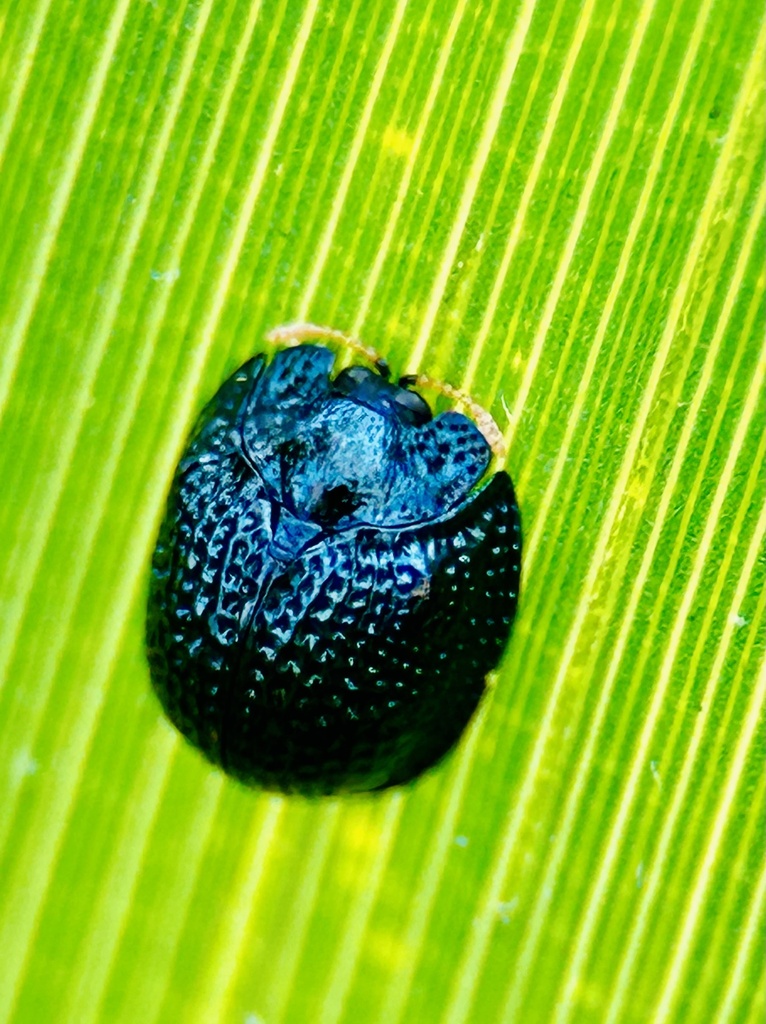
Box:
[332,366,377,395]
[393,388,432,426]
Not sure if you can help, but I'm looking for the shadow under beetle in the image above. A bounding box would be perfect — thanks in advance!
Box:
[146,328,521,795]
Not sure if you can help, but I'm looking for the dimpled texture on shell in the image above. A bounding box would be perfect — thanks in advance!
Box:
[146,344,521,795]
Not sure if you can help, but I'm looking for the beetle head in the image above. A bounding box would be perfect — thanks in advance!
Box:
[331,365,432,427]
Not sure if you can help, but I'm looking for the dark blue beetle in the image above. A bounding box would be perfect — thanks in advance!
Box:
[147,341,521,795]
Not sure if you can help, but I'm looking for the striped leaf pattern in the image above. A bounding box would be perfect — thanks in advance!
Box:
[0,0,763,1021]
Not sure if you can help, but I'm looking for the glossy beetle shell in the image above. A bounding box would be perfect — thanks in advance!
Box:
[146,344,521,795]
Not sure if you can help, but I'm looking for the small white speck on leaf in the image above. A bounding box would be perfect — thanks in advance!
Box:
[10,748,39,784]
[150,268,181,283]
[501,394,513,427]
[498,898,519,924]
[454,834,469,848]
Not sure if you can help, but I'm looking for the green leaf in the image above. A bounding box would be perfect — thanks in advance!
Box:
[0,0,763,1022]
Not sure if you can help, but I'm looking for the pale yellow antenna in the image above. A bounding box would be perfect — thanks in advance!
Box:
[409,374,507,460]
[265,323,506,458]
[265,322,389,374]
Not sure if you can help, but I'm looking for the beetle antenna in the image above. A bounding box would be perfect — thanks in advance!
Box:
[266,323,390,378]
[410,374,507,459]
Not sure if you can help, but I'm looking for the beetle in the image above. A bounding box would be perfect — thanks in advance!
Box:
[146,329,521,795]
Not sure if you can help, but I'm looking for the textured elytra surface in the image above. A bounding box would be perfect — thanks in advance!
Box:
[147,344,521,794]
